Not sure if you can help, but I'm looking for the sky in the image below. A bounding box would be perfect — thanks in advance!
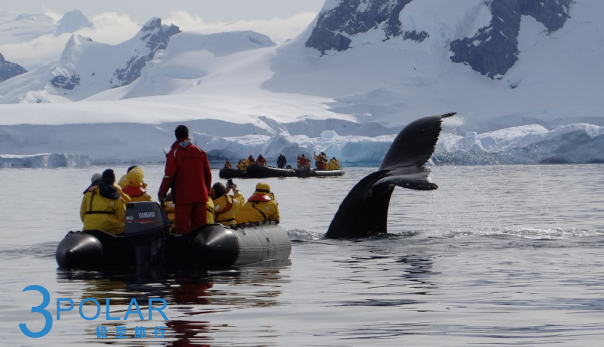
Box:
[0,0,325,69]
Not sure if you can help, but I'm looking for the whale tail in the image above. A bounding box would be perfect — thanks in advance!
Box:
[325,112,456,239]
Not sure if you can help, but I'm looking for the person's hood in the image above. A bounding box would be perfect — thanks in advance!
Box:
[98,182,120,200]
[171,139,193,149]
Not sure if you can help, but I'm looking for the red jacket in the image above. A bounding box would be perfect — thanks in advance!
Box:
[159,139,212,204]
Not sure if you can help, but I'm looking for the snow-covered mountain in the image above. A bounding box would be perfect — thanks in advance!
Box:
[0,18,182,103]
[0,10,92,45]
[0,53,27,82]
[0,0,603,166]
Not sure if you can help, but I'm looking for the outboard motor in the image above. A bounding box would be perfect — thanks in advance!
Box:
[124,202,169,268]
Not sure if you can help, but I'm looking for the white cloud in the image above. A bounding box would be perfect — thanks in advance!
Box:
[0,12,141,70]
[164,10,317,43]
[0,10,316,70]
[78,12,141,44]
[0,34,69,70]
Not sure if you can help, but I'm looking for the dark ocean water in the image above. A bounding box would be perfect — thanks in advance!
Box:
[1,165,603,346]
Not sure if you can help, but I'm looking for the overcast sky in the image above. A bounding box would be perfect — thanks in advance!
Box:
[0,0,326,68]
[2,0,325,23]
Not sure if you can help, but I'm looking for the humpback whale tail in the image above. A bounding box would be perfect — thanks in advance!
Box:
[325,112,456,239]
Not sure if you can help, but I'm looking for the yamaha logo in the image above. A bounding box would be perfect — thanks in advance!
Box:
[138,212,155,218]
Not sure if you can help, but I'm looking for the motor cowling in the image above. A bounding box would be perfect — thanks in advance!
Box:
[124,202,169,268]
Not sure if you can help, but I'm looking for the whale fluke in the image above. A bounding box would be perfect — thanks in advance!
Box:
[325,112,456,239]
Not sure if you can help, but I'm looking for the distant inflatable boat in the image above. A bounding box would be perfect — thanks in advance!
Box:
[294,168,345,178]
[56,201,291,270]
[219,164,343,179]
[219,164,295,179]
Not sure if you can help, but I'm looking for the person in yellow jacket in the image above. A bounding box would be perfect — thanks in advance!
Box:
[236,159,248,171]
[329,157,340,171]
[121,166,153,202]
[164,191,214,232]
[212,181,245,225]
[80,169,127,235]
[313,152,328,170]
[235,182,280,223]
[246,154,256,166]
[206,197,215,224]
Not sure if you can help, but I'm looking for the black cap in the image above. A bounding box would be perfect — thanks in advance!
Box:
[175,125,189,139]
[101,169,115,183]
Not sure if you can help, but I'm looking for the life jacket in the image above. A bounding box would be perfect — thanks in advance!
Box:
[247,194,273,221]
[214,195,234,222]
[84,188,118,216]
[122,185,146,198]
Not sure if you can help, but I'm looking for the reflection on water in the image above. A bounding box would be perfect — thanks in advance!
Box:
[56,260,290,346]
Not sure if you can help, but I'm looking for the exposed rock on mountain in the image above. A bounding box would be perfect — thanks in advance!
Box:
[306,0,573,77]
[112,18,181,87]
[0,53,27,82]
[450,0,573,78]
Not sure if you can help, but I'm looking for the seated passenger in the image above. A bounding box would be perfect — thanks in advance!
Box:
[246,154,256,166]
[314,152,328,170]
[235,183,280,223]
[237,159,248,171]
[329,157,340,170]
[212,181,245,225]
[83,172,102,194]
[223,160,232,169]
[117,166,137,188]
[297,154,310,169]
[121,166,152,202]
[80,169,127,235]
[256,154,267,166]
[163,192,177,233]
[207,196,215,224]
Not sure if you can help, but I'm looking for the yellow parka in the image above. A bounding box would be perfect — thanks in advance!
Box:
[122,167,152,202]
[237,160,248,171]
[206,198,215,224]
[80,185,127,235]
[329,159,340,171]
[235,184,280,223]
[213,190,245,225]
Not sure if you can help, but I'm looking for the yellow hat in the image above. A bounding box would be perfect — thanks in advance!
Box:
[127,167,144,187]
[255,182,271,193]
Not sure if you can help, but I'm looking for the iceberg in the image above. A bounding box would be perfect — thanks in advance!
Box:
[197,123,604,166]
[0,153,89,168]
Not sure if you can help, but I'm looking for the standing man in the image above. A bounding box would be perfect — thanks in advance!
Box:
[158,125,212,234]
[277,153,286,168]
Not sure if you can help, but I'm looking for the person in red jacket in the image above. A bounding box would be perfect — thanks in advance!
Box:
[158,125,212,234]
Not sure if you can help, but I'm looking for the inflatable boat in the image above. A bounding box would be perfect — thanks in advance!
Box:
[294,168,345,178]
[246,164,295,178]
[56,201,291,270]
[219,164,295,179]
[218,168,247,179]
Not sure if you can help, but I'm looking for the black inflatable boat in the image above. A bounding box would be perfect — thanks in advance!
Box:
[294,168,345,177]
[56,201,291,270]
[219,164,295,179]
